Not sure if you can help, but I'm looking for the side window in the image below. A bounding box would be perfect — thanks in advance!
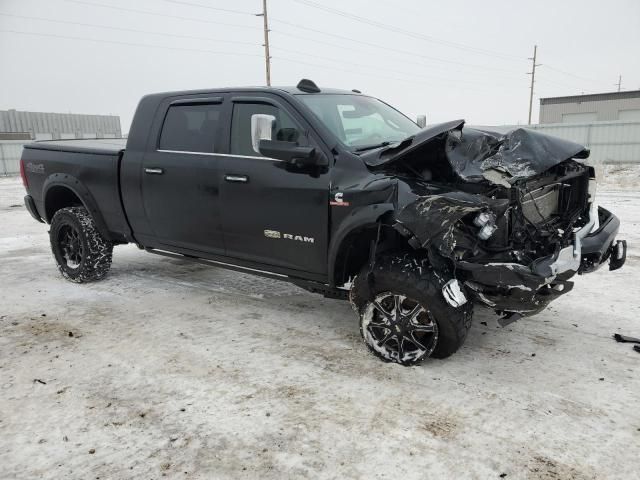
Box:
[159,103,222,153]
[230,103,303,157]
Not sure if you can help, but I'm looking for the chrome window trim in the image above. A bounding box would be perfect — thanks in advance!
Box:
[156,149,282,162]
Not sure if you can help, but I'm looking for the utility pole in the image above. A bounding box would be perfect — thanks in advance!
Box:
[527,45,541,125]
[616,75,622,92]
[256,0,271,86]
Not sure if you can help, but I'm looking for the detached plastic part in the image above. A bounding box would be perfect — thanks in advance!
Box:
[442,279,467,308]
[613,333,640,344]
[609,240,626,271]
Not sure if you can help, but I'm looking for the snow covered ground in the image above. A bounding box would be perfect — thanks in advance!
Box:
[0,175,639,479]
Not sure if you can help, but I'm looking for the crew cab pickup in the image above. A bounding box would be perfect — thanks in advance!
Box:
[20,79,626,365]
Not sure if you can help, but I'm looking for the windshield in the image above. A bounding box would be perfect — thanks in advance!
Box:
[297,94,420,150]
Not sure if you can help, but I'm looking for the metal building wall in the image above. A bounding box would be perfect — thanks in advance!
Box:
[539,91,640,124]
[0,109,122,139]
[472,121,640,165]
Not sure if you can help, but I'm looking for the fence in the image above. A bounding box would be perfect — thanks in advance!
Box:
[0,141,25,176]
[471,120,640,165]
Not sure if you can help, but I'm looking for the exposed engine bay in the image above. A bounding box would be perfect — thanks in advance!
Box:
[359,120,626,318]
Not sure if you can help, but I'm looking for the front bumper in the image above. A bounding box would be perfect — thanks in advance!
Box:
[457,205,626,315]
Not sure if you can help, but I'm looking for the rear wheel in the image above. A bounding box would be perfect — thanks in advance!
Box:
[350,253,473,365]
[50,206,113,283]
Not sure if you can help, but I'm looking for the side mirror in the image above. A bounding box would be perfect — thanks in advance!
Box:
[416,115,427,128]
[258,140,328,168]
[251,113,276,153]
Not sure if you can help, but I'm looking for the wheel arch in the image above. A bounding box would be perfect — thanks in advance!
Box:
[328,203,412,287]
[42,174,111,240]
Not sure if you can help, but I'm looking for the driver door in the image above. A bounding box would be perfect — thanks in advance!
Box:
[219,95,330,276]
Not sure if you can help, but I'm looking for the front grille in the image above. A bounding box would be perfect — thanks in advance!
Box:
[521,171,589,227]
[522,184,560,224]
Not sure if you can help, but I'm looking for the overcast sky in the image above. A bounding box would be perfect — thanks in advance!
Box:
[1,0,639,132]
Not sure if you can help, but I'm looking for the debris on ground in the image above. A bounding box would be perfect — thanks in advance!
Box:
[613,333,640,344]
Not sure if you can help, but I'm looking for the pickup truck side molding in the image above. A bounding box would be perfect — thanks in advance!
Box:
[156,149,282,162]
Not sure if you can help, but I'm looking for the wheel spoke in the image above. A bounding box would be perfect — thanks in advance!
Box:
[373,301,392,320]
[397,335,404,360]
[376,330,394,348]
[394,295,404,316]
[411,324,435,334]
[406,304,423,322]
[409,332,428,351]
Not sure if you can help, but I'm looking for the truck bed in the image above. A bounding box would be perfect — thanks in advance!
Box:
[24,138,127,155]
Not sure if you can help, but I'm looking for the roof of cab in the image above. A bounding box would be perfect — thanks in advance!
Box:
[142,85,362,101]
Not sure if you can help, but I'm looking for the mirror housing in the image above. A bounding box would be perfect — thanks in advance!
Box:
[416,115,427,128]
[251,113,276,153]
[258,140,328,168]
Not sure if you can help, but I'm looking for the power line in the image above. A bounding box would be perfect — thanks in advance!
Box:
[269,20,524,74]
[542,65,603,85]
[270,45,521,88]
[291,0,522,61]
[0,29,264,58]
[161,0,254,16]
[273,56,525,95]
[0,13,258,47]
[62,0,258,29]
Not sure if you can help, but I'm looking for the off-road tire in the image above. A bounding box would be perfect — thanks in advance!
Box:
[50,206,113,283]
[350,253,473,365]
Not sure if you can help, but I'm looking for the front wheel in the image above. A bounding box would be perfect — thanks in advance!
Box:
[350,253,473,366]
[50,206,113,283]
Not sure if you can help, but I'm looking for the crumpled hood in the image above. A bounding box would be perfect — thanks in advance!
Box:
[361,120,590,186]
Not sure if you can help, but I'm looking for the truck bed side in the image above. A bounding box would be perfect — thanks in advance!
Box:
[22,139,131,243]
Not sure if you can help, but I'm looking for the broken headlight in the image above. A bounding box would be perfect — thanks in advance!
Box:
[474,211,498,240]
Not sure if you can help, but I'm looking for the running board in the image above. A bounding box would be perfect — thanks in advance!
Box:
[144,247,348,300]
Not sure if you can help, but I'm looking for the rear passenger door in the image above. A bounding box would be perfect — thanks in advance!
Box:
[141,96,226,254]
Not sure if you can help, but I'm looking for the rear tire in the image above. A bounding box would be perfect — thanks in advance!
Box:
[350,253,473,365]
[50,206,113,283]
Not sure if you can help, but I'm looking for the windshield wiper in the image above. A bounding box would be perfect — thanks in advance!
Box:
[354,141,392,152]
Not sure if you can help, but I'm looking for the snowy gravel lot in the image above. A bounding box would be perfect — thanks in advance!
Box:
[0,175,639,479]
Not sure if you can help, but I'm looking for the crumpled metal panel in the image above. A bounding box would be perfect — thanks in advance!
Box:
[446,127,589,185]
[362,119,590,187]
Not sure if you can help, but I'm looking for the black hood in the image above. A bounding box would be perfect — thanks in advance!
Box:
[361,120,590,186]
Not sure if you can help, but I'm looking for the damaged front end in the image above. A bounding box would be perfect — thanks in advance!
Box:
[367,121,627,318]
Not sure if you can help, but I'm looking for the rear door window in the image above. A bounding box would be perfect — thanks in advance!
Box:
[159,103,222,153]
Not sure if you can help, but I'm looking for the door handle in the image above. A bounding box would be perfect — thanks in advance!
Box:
[225,174,248,183]
[144,167,164,175]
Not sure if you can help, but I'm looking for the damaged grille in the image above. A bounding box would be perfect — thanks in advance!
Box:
[521,184,560,224]
[521,170,589,227]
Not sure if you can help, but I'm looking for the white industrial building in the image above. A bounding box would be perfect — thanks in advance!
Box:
[539,90,640,124]
[0,109,122,175]
[0,109,121,140]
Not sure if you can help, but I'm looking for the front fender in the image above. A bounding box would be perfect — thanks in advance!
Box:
[328,203,395,286]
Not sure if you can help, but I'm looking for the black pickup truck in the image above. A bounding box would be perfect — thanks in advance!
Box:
[20,79,626,365]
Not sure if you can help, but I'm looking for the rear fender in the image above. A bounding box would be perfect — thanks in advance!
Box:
[42,173,111,241]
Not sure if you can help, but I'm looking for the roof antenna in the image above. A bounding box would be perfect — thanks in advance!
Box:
[296,79,320,93]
